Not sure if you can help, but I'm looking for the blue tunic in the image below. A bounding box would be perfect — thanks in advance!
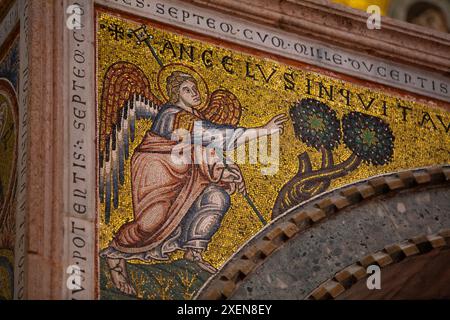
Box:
[151,104,246,152]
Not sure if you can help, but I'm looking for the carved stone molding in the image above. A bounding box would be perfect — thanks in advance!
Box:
[184,0,450,74]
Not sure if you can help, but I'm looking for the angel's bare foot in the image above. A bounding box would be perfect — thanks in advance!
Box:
[106,257,136,296]
[184,248,217,274]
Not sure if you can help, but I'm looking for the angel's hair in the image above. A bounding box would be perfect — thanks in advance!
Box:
[166,71,198,104]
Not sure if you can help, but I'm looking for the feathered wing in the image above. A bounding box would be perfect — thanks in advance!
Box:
[99,61,162,224]
[198,89,241,126]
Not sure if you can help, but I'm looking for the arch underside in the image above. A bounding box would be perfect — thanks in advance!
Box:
[329,247,450,300]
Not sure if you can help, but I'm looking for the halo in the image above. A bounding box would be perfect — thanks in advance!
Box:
[157,63,209,110]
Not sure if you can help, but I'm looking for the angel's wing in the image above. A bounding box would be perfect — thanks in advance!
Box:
[99,61,162,223]
[198,89,241,126]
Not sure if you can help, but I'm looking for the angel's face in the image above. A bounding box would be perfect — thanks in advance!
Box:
[178,80,201,108]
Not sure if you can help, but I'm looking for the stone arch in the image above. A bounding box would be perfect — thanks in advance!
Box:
[307,230,450,299]
[196,166,450,299]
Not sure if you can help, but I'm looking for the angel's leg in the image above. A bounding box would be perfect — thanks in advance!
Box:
[106,257,136,296]
[180,185,230,273]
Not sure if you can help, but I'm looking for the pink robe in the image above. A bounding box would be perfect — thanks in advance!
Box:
[110,131,234,254]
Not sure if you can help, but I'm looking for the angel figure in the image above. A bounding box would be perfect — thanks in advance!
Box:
[98,62,288,295]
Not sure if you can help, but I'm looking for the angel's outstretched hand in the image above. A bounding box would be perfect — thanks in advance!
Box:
[263,113,289,134]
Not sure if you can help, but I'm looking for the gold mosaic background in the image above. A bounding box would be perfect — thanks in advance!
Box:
[96,11,450,270]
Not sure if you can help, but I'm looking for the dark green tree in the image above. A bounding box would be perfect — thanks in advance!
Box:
[273,100,395,218]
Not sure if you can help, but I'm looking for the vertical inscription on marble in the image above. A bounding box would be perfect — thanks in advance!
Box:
[65,0,95,299]
[71,19,88,218]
